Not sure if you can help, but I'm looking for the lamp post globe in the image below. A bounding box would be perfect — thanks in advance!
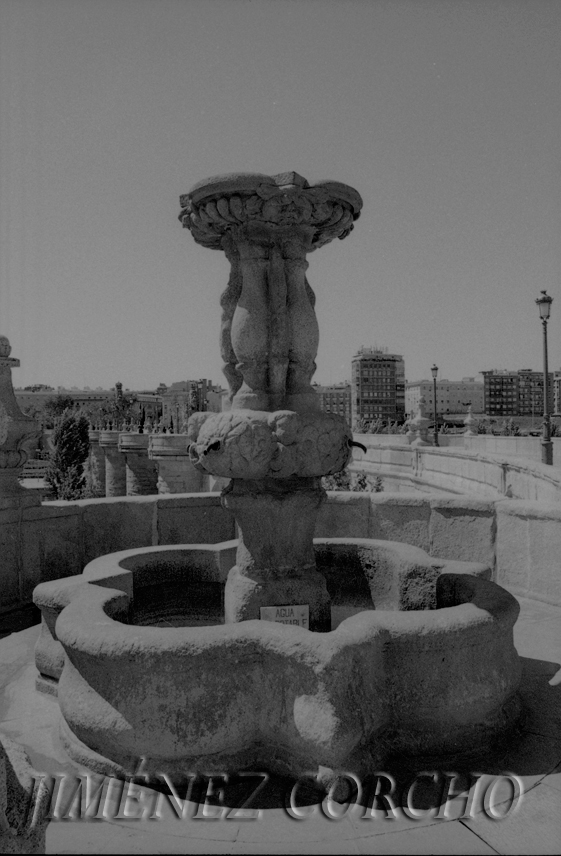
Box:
[431,364,439,447]
[535,291,553,465]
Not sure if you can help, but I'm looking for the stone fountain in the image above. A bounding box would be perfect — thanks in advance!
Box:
[181,172,362,631]
[32,172,522,786]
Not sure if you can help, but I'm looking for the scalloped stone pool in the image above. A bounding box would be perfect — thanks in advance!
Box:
[33,539,522,783]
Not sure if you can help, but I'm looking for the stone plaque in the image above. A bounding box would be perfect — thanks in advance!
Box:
[260,604,309,628]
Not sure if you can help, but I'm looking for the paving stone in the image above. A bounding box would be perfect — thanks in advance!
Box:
[513,617,561,663]
[237,802,356,842]
[2,592,561,853]
[235,841,359,855]
[355,818,496,854]
[462,780,561,855]
[517,661,561,740]
[542,762,561,794]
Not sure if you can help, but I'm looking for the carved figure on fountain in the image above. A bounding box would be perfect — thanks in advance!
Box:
[180,173,362,415]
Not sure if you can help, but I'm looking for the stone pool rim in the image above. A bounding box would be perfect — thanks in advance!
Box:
[33,539,521,783]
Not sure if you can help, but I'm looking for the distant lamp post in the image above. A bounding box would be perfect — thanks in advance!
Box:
[431,364,439,447]
[536,290,553,465]
[198,380,205,412]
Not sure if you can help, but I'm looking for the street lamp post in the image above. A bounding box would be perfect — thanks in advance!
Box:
[536,290,553,465]
[431,364,439,447]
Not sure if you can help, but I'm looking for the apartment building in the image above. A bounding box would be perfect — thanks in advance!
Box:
[351,347,405,425]
[313,383,351,422]
[481,369,554,417]
[405,378,484,417]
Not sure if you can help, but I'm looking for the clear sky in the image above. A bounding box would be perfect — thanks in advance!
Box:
[1,0,559,391]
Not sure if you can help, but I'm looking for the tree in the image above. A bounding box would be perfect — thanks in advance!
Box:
[45,413,90,500]
[44,395,76,419]
[322,468,383,492]
[23,384,54,392]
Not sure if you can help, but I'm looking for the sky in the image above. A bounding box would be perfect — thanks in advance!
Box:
[1,0,559,391]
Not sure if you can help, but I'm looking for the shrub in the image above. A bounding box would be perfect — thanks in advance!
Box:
[322,468,383,493]
[45,413,90,500]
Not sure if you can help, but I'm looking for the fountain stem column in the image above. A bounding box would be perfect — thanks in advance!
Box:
[222,477,330,630]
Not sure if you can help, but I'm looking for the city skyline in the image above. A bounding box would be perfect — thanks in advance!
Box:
[1,1,560,390]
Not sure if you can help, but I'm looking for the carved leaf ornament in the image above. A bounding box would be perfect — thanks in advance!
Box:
[188,410,352,479]
[179,173,362,251]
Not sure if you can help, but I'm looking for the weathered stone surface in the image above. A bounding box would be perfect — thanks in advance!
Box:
[369,493,431,550]
[154,455,206,493]
[21,504,83,589]
[118,432,158,496]
[315,538,489,612]
[429,497,496,565]
[7,491,561,617]
[49,567,521,781]
[33,575,86,692]
[81,497,156,562]
[86,430,105,496]
[179,172,362,626]
[0,511,24,610]
[0,734,49,853]
[496,500,561,606]
[222,478,330,630]
[99,431,126,497]
[148,433,206,493]
[180,172,361,414]
[188,409,352,479]
[0,338,41,498]
[32,538,492,700]
[315,492,371,539]
[156,493,235,545]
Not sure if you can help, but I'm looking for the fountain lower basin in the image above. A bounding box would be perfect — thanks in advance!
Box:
[33,539,522,782]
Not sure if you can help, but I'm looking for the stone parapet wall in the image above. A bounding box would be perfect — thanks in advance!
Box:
[353,432,561,463]
[464,434,561,467]
[352,434,561,502]
[1,489,560,614]
[495,500,561,607]
[0,493,235,614]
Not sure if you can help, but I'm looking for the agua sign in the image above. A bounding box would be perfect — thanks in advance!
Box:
[259,605,309,628]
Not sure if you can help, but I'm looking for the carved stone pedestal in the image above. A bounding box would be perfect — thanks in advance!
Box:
[222,478,330,631]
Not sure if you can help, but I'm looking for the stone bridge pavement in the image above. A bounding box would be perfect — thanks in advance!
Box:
[0,593,559,855]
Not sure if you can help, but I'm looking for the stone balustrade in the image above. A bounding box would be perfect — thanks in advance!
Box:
[87,429,106,496]
[148,433,207,493]
[99,430,127,497]
[118,432,158,496]
[351,433,561,502]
